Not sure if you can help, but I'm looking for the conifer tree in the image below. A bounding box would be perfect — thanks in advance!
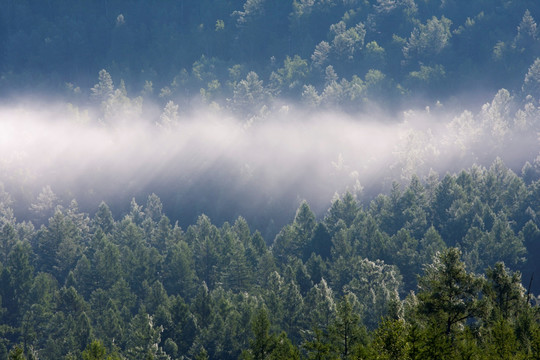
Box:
[417,248,483,338]
[329,293,366,359]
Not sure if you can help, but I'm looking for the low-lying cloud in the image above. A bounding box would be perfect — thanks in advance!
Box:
[0,91,539,236]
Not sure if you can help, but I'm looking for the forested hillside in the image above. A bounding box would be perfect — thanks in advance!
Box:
[2,0,540,359]
[1,0,540,111]
[0,162,540,359]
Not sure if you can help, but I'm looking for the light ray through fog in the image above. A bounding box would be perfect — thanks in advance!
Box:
[0,96,539,233]
[0,105,400,201]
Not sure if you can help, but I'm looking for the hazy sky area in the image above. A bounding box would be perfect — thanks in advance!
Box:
[1,91,538,236]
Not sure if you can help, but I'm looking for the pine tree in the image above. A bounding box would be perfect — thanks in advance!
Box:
[91,70,114,102]
[0,223,18,265]
[484,262,527,321]
[93,202,115,235]
[269,332,300,360]
[125,306,164,360]
[29,186,58,224]
[305,278,336,333]
[329,294,366,359]
[417,248,483,338]
[370,318,409,360]
[246,306,275,360]
[82,340,106,360]
[3,241,34,324]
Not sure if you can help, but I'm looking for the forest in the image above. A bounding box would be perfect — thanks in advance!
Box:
[0,165,540,359]
[1,0,540,112]
[2,0,540,359]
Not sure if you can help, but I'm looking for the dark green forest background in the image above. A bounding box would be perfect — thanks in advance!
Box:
[1,0,540,110]
[2,0,540,359]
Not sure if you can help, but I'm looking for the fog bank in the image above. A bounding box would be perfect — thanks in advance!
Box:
[1,91,539,237]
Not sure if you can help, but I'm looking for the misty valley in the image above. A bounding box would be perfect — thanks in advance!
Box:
[2,0,540,359]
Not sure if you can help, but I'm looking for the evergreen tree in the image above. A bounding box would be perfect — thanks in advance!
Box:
[329,293,366,359]
[190,215,221,290]
[484,262,527,321]
[29,186,59,224]
[145,193,164,223]
[417,248,484,338]
[0,185,15,228]
[280,279,304,343]
[91,70,114,103]
[303,327,332,360]
[0,223,18,265]
[162,239,196,298]
[268,332,300,360]
[92,202,115,235]
[370,318,409,360]
[243,306,275,360]
[223,237,251,292]
[192,282,213,330]
[304,278,336,332]
[93,241,122,290]
[37,210,83,282]
[8,345,25,360]
[2,240,33,324]
[292,201,316,261]
[125,306,165,360]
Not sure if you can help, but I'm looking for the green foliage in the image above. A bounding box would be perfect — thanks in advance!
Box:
[406,64,446,90]
[233,71,267,115]
[330,21,366,61]
[7,345,25,360]
[91,70,114,103]
[0,163,538,358]
[2,0,540,111]
[246,306,274,360]
[329,293,367,359]
[370,318,409,360]
[271,55,309,96]
[486,317,521,359]
[125,306,165,360]
[82,340,122,360]
[403,16,453,63]
[417,248,484,337]
[523,57,540,97]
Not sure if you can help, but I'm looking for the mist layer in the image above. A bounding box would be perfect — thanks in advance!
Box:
[0,92,539,235]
